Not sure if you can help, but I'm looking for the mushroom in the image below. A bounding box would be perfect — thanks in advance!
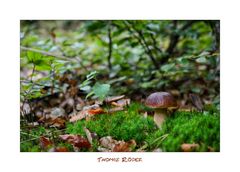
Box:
[145,92,177,128]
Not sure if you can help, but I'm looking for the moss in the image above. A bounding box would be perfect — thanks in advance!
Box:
[21,103,220,152]
[146,111,220,152]
[66,103,157,145]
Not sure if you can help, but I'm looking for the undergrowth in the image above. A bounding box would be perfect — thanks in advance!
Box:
[21,103,220,152]
[66,103,156,144]
[146,111,220,151]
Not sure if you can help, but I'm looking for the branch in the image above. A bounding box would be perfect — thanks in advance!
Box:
[107,21,112,70]
[123,21,159,69]
[205,21,220,52]
[150,34,162,53]
[20,46,79,62]
[163,20,196,64]
[166,20,178,56]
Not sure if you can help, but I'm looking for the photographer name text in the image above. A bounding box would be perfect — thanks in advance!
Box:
[97,157,143,163]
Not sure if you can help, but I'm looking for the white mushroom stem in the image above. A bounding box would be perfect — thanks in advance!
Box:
[154,108,168,129]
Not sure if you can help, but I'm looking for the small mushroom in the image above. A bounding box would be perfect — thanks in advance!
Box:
[145,92,177,128]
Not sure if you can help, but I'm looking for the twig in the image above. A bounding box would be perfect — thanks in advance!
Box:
[150,34,162,53]
[20,128,67,144]
[123,21,159,69]
[20,46,78,62]
[107,21,112,70]
[137,30,159,68]
[30,63,36,82]
[20,131,39,138]
[165,21,196,59]
[50,61,55,95]
[20,137,40,144]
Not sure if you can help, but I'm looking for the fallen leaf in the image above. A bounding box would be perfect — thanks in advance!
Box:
[88,108,104,115]
[83,104,100,111]
[97,147,111,152]
[60,98,75,113]
[37,115,45,123]
[105,95,125,103]
[189,94,203,111]
[68,79,77,86]
[208,146,215,152]
[115,98,131,107]
[59,134,91,150]
[99,136,136,152]
[107,107,124,113]
[99,136,118,150]
[69,109,89,122]
[110,99,130,107]
[51,117,66,128]
[55,147,69,152]
[181,143,200,152]
[84,127,93,144]
[70,108,104,122]
[113,139,136,152]
[39,136,53,150]
[69,86,78,97]
[48,147,68,152]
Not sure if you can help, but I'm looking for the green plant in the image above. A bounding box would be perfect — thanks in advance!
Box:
[78,71,111,101]
[146,111,220,151]
[66,103,156,145]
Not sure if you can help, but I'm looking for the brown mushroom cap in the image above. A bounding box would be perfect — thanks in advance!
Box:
[145,92,177,109]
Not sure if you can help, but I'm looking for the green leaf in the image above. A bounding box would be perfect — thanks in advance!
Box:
[92,83,110,101]
[86,71,98,80]
[196,56,207,63]
[35,64,52,71]
[161,63,175,72]
[191,87,201,93]
[80,85,91,92]
[86,91,94,99]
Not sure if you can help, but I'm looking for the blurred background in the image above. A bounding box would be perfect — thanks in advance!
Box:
[20,20,220,109]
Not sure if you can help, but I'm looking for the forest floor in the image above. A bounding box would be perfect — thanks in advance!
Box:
[20,101,220,152]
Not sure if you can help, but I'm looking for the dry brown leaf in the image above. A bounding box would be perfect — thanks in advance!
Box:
[181,143,200,152]
[208,146,215,152]
[38,116,46,123]
[113,140,136,152]
[55,147,69,152]
[39,136,53,150]
[48,147,69,152]
[99,136,118,150]
[107,107,124,113]
[83,104,100,111]
[51,117,66,128]
[189,93,203,111]
[97,147,111,152]
[99,136,136,152]
[88,108,104,115]
[105,95,125,103]
[116,99,130,107]
[69,110,88,122]
[111,99,130,107]
[59,134,91,149]
[70,108,104,122]
[84,127,93,144]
